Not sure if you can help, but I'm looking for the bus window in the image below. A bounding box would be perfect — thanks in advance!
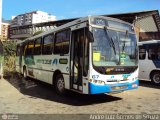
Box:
[42,34,54,55]
[34,37,42,55]
[148,45,160,60]
[54,29,70,54]
[24,42,28,56]
[26,41,34,56]
[139,46,146,60]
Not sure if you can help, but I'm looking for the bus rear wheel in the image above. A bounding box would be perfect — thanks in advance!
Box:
[151,71,160,85]
[55,74,66,95]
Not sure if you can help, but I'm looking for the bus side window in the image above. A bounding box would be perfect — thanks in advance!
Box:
[139,46,146,60]
[42,34,54,55]
[148,45,160,60]
[24,43,28,56]
[34,37,42,55]
[29,41,34,55]
[54,29,70,55]
[26,41,34,56]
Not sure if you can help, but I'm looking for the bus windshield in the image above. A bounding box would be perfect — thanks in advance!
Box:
[92,27,137,67]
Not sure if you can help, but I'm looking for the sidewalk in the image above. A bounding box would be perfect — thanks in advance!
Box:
[0,78,28,113]
[0,78,22,98]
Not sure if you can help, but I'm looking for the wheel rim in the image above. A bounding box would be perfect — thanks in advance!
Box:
[57,78,65,92]
[24,70,26,78]
[153,74,160,84]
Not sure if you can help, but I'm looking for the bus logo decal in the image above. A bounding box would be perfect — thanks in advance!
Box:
[52,59,58,65]
[111,76,114,79]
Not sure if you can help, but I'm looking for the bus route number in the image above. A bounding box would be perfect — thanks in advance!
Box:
[92,75,99,80]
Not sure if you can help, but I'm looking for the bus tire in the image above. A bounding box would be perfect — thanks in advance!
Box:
[23,67,28,80]
[151,71,160,85]
[55,74,66,95]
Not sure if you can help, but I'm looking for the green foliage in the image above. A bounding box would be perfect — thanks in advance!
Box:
[3,41,16,56]
[2,41,17,76]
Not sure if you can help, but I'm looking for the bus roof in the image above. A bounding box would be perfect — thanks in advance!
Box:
[17,15,133,45]
[138,40,160,46]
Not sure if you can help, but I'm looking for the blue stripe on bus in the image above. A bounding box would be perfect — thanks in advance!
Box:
[89,80,139,94]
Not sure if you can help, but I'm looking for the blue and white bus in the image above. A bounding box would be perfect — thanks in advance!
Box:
[16,16,139,94]
[139,40,160,85]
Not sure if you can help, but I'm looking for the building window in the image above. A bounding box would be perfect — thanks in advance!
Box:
[42,34,54,55]
[54,29,70,54]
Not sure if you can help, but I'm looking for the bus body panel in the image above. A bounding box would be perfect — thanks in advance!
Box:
[89,65,139,94]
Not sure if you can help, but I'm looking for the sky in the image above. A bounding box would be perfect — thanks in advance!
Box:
[2,0,160,20]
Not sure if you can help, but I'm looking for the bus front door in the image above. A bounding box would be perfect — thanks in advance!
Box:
[70,29,84,91]
[19,53,22,73]
[70,28,89,93]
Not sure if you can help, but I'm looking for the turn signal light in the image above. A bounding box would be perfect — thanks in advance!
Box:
[132,84,138,88]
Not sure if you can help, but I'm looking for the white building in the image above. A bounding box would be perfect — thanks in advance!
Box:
[11,11,56,27]
[0,0,2,35]
[0,21,10,40]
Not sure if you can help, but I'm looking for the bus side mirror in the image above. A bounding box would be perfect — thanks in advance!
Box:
[87,31,94,42]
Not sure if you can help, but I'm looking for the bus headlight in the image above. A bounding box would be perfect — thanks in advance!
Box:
[89,79,105,85]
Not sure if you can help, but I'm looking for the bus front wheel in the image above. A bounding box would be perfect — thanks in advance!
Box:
[55,74,66,95]
[151,71,160,85]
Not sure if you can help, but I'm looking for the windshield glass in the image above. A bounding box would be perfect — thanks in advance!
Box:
[92,27,137,67]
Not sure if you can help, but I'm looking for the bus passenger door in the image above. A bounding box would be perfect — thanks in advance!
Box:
[70,28,89,93]
[19,45,24,73]
[17,45,23,73]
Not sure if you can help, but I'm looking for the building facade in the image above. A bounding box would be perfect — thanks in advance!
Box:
[0,0,2,36]
[0,22,10,40]
[11,11,56,27]
[9,10,160,40]
[105,10,160,41]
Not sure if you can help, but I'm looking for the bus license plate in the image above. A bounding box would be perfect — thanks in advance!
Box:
[111,86,128,90]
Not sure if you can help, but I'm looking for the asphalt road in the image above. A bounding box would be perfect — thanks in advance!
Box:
[0,74,160,114]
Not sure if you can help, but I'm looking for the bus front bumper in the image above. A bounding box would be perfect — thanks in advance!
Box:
[89,80,139,94]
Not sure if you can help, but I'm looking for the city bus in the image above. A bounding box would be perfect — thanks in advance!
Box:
[16,16,139,94]
[138,40,160,85]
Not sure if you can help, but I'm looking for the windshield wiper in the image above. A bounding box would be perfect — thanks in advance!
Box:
[104,26,116,55]
[122,30,128,52]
